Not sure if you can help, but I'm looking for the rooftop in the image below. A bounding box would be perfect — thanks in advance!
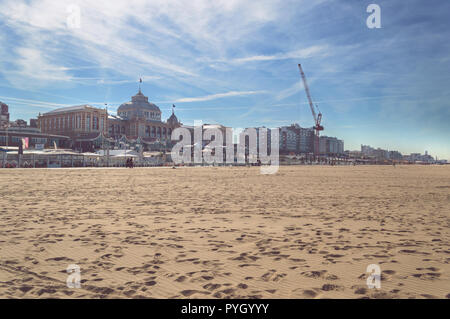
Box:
[43,105,105,115]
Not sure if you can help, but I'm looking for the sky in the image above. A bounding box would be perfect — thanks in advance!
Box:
[0,0,449,159]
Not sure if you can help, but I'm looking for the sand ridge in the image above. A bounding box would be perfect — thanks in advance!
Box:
[0,165,449,298]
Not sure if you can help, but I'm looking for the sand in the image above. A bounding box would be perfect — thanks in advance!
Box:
[0,165,449,299]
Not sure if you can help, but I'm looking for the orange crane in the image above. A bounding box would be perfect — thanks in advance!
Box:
[298,63,323,156]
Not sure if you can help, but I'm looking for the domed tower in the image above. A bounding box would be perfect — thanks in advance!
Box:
[167,104,180,127]
[117,89,162,121]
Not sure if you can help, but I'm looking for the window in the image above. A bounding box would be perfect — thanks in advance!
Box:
[32,137,47,144]
[87,115,91,131]
[12,136,21,143]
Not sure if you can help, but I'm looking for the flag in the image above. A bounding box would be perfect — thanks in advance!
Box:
[22,137,29,149]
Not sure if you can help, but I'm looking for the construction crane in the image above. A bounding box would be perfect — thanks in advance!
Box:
[298,63,323,156]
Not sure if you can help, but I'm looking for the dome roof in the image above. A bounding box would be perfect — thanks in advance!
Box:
[117,90,161,113]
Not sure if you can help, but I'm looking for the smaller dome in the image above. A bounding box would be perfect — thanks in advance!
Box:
[167,110,179,125]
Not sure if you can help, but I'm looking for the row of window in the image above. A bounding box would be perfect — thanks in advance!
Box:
[118,111,160,120]
[2,136,48,144]
[108,125,173,138]
[41,114,105,132]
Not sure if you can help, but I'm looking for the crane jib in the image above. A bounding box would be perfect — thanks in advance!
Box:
[298,64,318,124]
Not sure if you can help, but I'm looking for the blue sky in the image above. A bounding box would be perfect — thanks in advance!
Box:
[0,0,449,159]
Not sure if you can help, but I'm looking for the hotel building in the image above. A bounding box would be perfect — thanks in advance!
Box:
[36,89,180,151]
[108,88,180,141]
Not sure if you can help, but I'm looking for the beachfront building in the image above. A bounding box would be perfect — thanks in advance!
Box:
[0,102,10,128]
[280,126,298,154]
[287,124,315,154]
[0,127,71,149]
[108,89,181,146]
[404,152,435,164]
[37,104,108,151]
[279,124,317,154]
[34,89,182,152]
[319,136,345,155]
[361,144,403,161]
[1,106,72,149]
[253,126,272,155]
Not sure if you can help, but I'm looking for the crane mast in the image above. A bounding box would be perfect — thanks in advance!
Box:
[298,63,324,156]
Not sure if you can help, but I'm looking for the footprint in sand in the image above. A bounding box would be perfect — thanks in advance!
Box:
[18,286,33,294]
[261,269,286,282]
[301,270,339,280]
[180,289,209,297]
[302,289,318,298]
[412,272,441,280]
[354,287,367,295]
[144,280,157,286]
[175,275,187,283]
[369,291,398,299]
[203,283,221,291]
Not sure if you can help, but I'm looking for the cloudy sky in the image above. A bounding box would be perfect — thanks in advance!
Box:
[0,0,449,159]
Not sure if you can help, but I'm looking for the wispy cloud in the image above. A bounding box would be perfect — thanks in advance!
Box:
[0,96,70,109]
[174,90,267,103]
[231,45,329,64]
[276,82,303,101]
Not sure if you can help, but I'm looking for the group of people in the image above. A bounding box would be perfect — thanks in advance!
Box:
[126,157,134,168]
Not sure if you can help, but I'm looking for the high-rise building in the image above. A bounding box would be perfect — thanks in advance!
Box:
[280,126,298,154]
[320,136,345,155]
[337,139,344,154]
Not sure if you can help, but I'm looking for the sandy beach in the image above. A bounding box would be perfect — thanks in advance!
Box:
[0,165,449,299]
